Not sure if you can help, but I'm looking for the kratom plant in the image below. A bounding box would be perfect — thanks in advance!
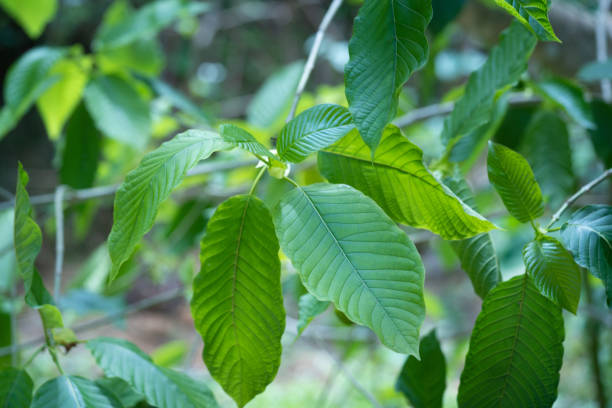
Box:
[1,0,611,407]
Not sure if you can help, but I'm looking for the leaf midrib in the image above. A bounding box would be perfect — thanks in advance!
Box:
[496,151,538,222]
[568,223,612,250]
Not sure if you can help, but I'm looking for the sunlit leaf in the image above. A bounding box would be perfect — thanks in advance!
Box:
[0,0,57,39]
[219,124,276,159]
[493,0,559,42]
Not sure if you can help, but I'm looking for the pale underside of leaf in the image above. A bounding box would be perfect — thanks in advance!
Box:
[297,293,330,336]
[31,376,123,408]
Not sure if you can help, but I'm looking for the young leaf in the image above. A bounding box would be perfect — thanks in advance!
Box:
[274,183,425,355]
[487,141,544,223]
[87,337,219,408]
[277,104,354,163]
[219,124,276,159]
[191,195,285,407]
[0,0,57,38]
[83,75,151,149]
[318,127,496,240]
[458,274,564,408]
[0,367,33,408]
[108,130,228,281]
[297,293,329,336]
[14,163,53,307]
[535,78,595,129]
[395,330,446,408]
[561,205,612,307]
[441,22,536,145]
[443,174,501,298]
[31,375,123,408]
[344,0,432,153]
[523,236,581,313]
[493,0,560,42]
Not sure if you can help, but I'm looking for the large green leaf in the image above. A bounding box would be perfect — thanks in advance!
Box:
[318,126,495,240]
[487,141,544,223]
[13,163,53,307]
[83,75,151,149]
[297,293,329,336]
[0,367,33,408]
[219,124,276,159]
[458,274,565,408]
[523,236,581,313]
[108,130,228,280]
[0,0,57,38]
[443,173,501,298]
[561,205,612,307]
[344,0,432,152]
[396,330,445,408]
[535,78,595,129]
[441,22,536,146]
[31,376,122,408]
[494,0,559,42]
[87,337,219,408]
[273,183,425,354]
[191,195,285,407]
[588,100,612,168]
[96,377,146,408]
[277,104,354,163]
[430,0,466,35]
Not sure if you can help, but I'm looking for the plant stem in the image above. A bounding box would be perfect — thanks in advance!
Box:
[49,347,64,375]
[22,345,45,368]
[54,185,66,300]
[283,176,301,188]
[249,166,267,195]
[546,168,612,229]
[286,0,344,122]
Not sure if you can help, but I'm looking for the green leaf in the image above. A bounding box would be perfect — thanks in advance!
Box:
[277,104,354,163]
[13,163,53,307]
[96,377,145,408]
[318,126,496,240]
[297,293,329,336]
[247,61,303,129]
[561,205,612,307]
[0,0,57,38]
[493,0,559,42]
[395,330,446,408]
[87,337,219,408]
[487,141,544,223]
[97,39,165,77]
[443,173,501,298]
[273,183,425,354]
[535,78,595,129]
[83,75,151,149]
[31,375,123,408]
[578,58,612,82]
[108,130,227,281]
[344,0,432,152]
[219,124,276,159]
[59,103,101,189]
[0,312,11,368]
[588,100,612,168]
[0,367,33,408]
[430,0,466,35]
[149,78,210,125]
[191,195,284,407]
[458,274,565,408]
[523,236,581,313]
[0,209,17,293]
[441,22,536,145]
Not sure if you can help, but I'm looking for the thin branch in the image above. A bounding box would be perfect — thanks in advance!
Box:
[596,0,612,101]
[546,168,612,229]
[53,185,66,300]
[286,0,344,122]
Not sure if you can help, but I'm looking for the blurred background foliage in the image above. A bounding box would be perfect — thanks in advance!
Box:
[0,0,610,407]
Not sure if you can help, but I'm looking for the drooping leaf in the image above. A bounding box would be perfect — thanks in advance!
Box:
[443,173,501,298]
[273,183,425,355]
[219,124,276,159]
[535,78,595,129]
[458,274,565,408]
[561,205,612,307]
[0,367,33,408]
[13,163,53,307]
[588,100,612,167]
[0,0,57,38]
[83,75,151,149]
[493,0,559,42]
[487,141,544,223]
[395,330,446,408]
[108,130,228,281]
[344,0,432,152]
[441,22,536,146]
[31,375,123,408]
[191,195,285,407]
[430,0,466,35]
[246,61,303,129]
[59,103,101,189]
[297,293,329,336]
[523,236,581,313]
[277,104,354,163]
[318,126,496,240]
[578,58,612,82]
[88,337,218,408]
[521,110,574,208]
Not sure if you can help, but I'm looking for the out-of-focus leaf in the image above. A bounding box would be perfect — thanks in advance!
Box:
[151,340,188,367]
[430,0,466,35]
[493,0,559,42]
[344,0,432,152]
[0,367,33,408]
[297,293,329,336]
[588,100,612,167]
[96,377,146,408]
[578,58,612,82]
[492,104,538,149]
[59,290,125,319]
[535,78,595,129]
[0,209,17,293]
[0,310,11,367]
[83,75,151,149]
[149,78,210,124]
[31,375,123,408]
[98,39,165,77]
[0,0,57,38]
